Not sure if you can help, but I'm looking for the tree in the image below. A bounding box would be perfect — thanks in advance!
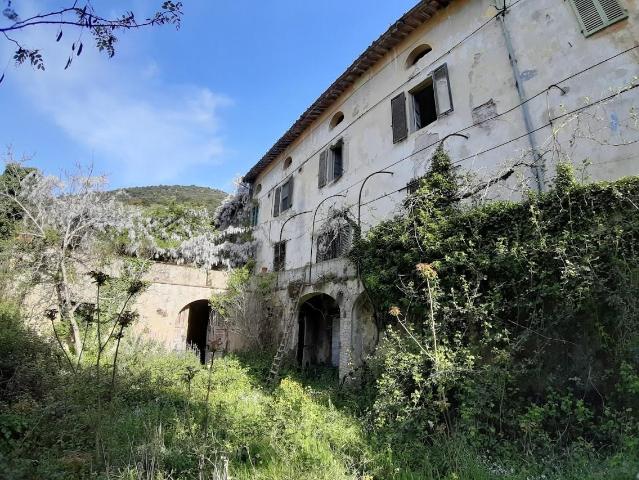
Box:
[0,0,182,79]
[0,165,126,358]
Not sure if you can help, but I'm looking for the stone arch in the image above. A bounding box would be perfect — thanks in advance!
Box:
[297,292,341,368]
[178,299,211,364]
[351,294,378,366]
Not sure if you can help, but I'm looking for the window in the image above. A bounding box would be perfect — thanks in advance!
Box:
[318,140,344,188]
[412,79,438,130]
[255,183,262,194]
[569,0,627,37]
[316,224,352,263]
[273,177,294,217]
[329,111,345,129]
[391,63,453,141]
[283,157,293,169]
[250,203,259,227]
[406,44,432,68]
[406,178,422,195]
[273,241,286,271]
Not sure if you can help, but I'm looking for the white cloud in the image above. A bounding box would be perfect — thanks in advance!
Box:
[2,4,231,186]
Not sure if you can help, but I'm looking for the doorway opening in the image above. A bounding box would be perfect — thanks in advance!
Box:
[297,294,340,368]
[183,299,211,364]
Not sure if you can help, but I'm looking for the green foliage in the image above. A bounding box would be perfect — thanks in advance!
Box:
[117,185,227,214]
[0,163,35,241]
[210,265,252,318]
[0,311,372,479]
[351,149,639,471]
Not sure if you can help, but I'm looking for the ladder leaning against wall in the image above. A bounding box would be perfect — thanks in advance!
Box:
[268,280,306,386]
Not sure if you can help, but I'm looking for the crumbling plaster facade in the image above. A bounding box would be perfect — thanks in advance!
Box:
[245,0,639,378]
[23,261,229,355]
[130,263,228,351]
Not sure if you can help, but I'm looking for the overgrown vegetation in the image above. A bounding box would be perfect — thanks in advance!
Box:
[350,147,639,476]
[116,185,227,213]
[1,150,638,478]
[0,305,370,479]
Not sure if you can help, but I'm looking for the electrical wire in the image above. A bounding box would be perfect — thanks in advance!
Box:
[252,0,527,197]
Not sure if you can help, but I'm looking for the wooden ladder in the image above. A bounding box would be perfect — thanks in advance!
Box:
[268,283,305,385]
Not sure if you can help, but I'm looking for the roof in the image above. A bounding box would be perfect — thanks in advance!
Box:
[243,0,452,183]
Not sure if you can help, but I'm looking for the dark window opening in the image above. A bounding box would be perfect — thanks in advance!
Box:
[318,140,344,188]
[413,81,437,130]
[185,300,211,364]
[273,177,294,217]
[406,44,433,68]
[284,157,293,169]
[297,294,340,368]
[330,141,343,181]
[407,178,422,195]
[330,111,345,129]
[273,241,286,272]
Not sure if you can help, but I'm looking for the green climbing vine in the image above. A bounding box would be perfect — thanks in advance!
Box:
[350,147,639,466]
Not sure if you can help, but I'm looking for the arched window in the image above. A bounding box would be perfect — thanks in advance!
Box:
[255,183,262,194]
[406,44,432,68]
[329,111,345,130]
[283,157,293,170]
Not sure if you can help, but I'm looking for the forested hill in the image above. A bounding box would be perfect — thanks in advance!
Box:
[116,185,228,212]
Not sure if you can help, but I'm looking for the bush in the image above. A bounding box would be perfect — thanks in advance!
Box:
[352,154,639,472]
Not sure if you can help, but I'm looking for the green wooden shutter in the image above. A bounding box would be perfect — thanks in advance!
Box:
[273,186,281,217]
[318,150,328,188]
[391,92,408,144]
[286,177,293,210]
[570,0,627,37]
[433,63,453,117]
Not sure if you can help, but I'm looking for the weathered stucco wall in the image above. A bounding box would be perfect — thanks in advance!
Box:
[131,263,228,351]
[23,261,229,355]
[248,0,639,378]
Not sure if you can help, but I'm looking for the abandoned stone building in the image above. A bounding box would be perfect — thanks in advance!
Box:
[242,0,639,378]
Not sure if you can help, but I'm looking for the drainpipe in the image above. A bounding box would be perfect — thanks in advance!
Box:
[497,5,544,192]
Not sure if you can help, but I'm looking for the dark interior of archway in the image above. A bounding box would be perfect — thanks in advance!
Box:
[297,294,340,368]
[186,300,211,364]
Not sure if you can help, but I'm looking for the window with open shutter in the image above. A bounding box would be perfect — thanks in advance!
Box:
[569,0,627,37]
[318,150,328,188]
[250,203,259,226]
[391,92,408,144]
[283,177,293,211]
[433,63,453,116]
[331,140,343,180]
[273,187,281,217]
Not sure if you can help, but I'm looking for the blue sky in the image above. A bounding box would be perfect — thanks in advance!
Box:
[1,1,416,192]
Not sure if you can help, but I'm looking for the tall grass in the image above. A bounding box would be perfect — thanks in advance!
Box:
[0,308,636,479]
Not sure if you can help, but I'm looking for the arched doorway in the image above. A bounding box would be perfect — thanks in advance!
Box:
[180,299,211,364]
[297,294,340,368]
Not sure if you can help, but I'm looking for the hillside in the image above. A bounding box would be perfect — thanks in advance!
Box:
[117,185,228,212]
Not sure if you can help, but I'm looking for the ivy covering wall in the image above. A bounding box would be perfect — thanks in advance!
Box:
[351,148,639,466]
